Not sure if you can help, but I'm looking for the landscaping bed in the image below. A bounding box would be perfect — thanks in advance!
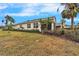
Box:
[3,28,79,43]
[42,30,79,43]
[3,29,40,33]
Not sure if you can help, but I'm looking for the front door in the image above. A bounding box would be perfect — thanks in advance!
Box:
[48,23,51,30]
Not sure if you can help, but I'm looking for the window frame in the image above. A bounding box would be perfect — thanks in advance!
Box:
[33,22,38,28]
[27,23,31,28]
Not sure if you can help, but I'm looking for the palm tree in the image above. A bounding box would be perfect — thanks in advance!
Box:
[5,15,15,30]
[61,3,79,31]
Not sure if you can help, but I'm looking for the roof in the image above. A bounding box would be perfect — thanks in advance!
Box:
[13,16,56,26]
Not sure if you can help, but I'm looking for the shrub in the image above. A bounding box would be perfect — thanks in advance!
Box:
[9,29,40,33]
[63,30,79,42]
[25,30,40,33]
[60,29,65,35]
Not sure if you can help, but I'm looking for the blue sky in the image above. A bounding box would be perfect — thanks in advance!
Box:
[0,3,79,26]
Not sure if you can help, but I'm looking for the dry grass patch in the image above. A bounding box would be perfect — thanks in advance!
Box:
[0,31,79,55]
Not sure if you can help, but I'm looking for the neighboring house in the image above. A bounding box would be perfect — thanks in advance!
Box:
[55,23,69,30]
[55,23,61,30]
[13,16,56,32]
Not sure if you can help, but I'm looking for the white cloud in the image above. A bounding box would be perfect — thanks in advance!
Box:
[5,12,39,16]
[0,4,8,9]
[40,4,60,13]
[58,5,65,13]
[4,7,39,16]
[26,3,40,7]
[0,0,79,3]
[4,3,40,16]
[38,3,65,14]
[3,3,65,16]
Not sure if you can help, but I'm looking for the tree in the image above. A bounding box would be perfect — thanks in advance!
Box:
[60,18,66,34]
[5,15,15,30]
[61,3,79,31]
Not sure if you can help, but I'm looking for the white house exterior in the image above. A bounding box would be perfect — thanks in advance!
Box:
[13,16,56,32]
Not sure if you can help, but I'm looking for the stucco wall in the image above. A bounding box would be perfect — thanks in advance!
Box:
[13,21,54,32]
[22,24,27,29]
[13,22,41,32]
[51,23,54,31]
[24,22,41,32]
[13,25,20,29]
[13,16,55,32]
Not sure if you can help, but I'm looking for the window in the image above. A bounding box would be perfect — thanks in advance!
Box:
[33,22,38,28]
[27,24,31,28]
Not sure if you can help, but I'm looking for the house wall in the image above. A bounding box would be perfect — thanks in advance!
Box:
[51,23,54,31]
[13,22,54,32]
[13,25,20,29]
[13,16,55,32]
[13,22,42,32]
[38,22,41,32]
[22,24,27,29]
[24,22,41,32]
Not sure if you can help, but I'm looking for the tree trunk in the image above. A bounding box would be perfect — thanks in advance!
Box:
[71,17,74,31]
[62,22,64,29]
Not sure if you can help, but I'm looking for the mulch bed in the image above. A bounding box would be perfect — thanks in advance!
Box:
[42,31,79,43]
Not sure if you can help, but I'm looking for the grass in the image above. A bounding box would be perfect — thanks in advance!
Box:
[0,30,79,55]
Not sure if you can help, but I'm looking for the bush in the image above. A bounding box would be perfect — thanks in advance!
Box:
[63,30,79,42]
[25,30,40,33]
[60,29,65,35]
[9,29,40,33]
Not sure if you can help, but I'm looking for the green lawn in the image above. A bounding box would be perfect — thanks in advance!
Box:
[0,30,79,56]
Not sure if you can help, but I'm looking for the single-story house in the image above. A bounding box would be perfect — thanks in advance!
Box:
[13,16,56,32]
[56,23,66,30]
